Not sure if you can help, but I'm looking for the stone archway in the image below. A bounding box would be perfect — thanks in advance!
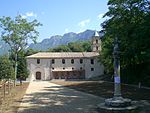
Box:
[36,71,41,80]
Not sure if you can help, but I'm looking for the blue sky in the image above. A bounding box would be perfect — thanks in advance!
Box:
[0,0,108,42]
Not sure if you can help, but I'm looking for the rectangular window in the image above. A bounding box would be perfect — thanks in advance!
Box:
[80,59,83,64]
[37,59,40,64]
[62,59,65,64]
[91,59,94,64]
[52,59,55,64]
[71,59,74,64]
[91,68,94,71]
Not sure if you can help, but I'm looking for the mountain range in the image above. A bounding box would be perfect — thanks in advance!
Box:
[0,29,100,55]
[28,29,95,50]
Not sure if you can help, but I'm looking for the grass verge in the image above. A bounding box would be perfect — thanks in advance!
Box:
[0,82,29,113]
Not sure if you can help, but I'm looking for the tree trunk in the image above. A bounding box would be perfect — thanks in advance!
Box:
[3,82,6,99]
[20,77,22,85]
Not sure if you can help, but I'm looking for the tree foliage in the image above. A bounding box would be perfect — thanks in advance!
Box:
[0,55,14,80]
[17,51,29,80]
[68,42,84,52]
[25,48,40,56]
[100,0,150,85]
[48,40,92,52]
[0,15,42,54]
[8,50,29,80]
[0,15,41,81]
[49,45,71,52]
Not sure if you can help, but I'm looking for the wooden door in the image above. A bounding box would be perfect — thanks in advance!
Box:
[36,72,41,80]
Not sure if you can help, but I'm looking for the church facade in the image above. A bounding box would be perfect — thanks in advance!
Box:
[26,31,104,81]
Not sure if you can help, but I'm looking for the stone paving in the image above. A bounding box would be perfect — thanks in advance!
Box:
[17,81,104,113]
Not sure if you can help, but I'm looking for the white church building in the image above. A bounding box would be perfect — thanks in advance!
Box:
[26,31,104,81]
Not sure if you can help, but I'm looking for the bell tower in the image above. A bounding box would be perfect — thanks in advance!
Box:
[92,31,101,52]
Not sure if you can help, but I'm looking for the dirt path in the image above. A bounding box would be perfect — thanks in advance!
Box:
[17,81,104,113]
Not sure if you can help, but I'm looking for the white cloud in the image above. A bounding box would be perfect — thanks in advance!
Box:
[21,12,37,19]
[98,13,104,19]
[76,29,85,33]
[78,19,90,28]
[21,15,27,19]
[65,28,69,33]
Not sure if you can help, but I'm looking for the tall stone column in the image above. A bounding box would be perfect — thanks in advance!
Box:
[98,37,137,112]
[113,37,121,98]
[105,37,131,107]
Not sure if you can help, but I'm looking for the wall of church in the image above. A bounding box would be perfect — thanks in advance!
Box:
[84,57,104,78]
[27,59,50,81]
[27,57,104,81]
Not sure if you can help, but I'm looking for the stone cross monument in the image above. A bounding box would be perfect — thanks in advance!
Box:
[98,37,137,112]
[105,37,131,107]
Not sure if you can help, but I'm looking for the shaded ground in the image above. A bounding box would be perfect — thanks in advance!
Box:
[17,81,103,113]
[51,80,150,101]
[51,80,150,113]
[0,82,29,113]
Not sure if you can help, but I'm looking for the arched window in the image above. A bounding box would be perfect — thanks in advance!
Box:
[80,59,83,64]
[52,59,55,64]
[62,59,65,64]
[96,39,98,44]
[71,59,74,64]
[91,59,94,64]
[37,59,40,64]
[96,46,99,51]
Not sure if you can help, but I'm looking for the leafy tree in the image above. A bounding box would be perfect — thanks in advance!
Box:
[50,45,71,52]
[68,42,83,52]
[0,15,41,84]
[48,40,92,52]
[81,41,92,52]
[0,15,41,52]
[0,55,14,80]
[47,48,54,52]
[25,48,39,56]
[100,0,150,86]
[17,51,29,84]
